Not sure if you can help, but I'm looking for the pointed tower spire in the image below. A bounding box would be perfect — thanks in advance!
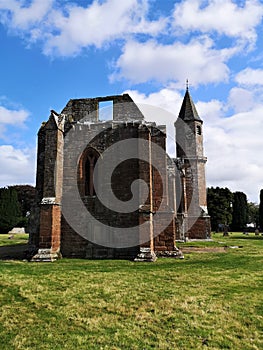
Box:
[174,84,211,240]
[178,86,201,122]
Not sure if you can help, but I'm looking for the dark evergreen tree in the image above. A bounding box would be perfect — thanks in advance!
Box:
[8,185,36,226]
[0,187,23,234]
[207,187,233,231]
[259,189,263,231]
[231,191,248,231]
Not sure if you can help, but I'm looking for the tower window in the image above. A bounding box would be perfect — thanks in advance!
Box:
[196,125,202,135]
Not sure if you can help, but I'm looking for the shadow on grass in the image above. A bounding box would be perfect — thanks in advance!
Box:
[228,235,263,241]
[0,244,28,260]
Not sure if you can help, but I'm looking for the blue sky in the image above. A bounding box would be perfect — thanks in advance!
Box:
[0,0,263,203]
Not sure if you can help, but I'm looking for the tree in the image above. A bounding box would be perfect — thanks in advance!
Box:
[207,187,233,231]
[8,185,36,217]
[231,191,248,231]
[247,202,259,227]
[0,187,23,234]
[8,185,36,227]
[259,189,263,230]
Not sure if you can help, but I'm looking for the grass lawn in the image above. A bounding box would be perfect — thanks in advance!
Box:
[0,233,29,247]
[0,233,262,349]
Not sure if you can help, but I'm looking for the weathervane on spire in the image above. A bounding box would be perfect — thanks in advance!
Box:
[186,79,189,91]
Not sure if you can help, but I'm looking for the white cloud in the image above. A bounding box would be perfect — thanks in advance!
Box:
[0,0,167,56]
[173,0,263,46]
[125,88,182,115]
[201,105,263,203]
[0,105,29,125]
[0,145,35,186]
[45,0,162,55]
[227,87,255,113]
[111,37,234,86]
[44,0,166,55]
[235,67,263,86]
[196,99,225,121]
[0,0,53,29]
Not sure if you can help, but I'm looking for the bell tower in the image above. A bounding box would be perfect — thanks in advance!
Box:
[175,86,211,239]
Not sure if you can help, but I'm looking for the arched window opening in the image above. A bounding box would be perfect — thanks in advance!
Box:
[85,152,98,196]
[79,147,100,197]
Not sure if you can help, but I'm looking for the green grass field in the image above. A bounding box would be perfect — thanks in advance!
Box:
[0,233,262,349]
[0,233,28,247]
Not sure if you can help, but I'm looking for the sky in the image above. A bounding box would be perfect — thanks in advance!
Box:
[0,0,263,203]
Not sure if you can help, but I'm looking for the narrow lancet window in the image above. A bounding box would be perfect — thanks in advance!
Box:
[79,147,99,196]
[85,153,98,196]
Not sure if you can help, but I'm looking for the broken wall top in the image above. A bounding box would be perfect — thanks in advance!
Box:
[61,94,144,123]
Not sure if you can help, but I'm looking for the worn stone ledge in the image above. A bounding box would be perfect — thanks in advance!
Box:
[31,249,61,262]
[134,247,157,262]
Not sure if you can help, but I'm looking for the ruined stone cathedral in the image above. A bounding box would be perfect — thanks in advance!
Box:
[29,89,211,262]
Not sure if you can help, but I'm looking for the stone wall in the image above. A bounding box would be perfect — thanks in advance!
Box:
[31,92,210,261]
[186,216,211,240]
